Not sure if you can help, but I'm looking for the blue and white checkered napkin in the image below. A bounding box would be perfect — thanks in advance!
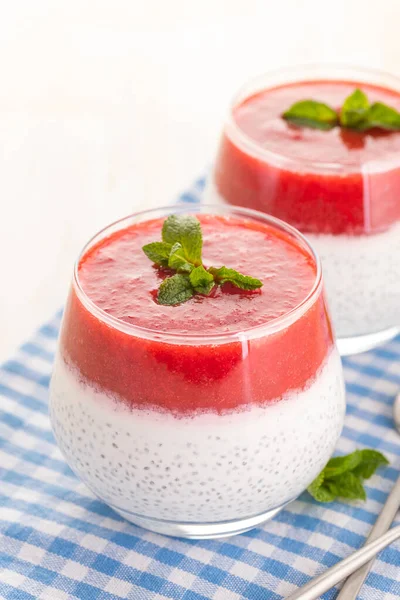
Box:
[1,180,400,600]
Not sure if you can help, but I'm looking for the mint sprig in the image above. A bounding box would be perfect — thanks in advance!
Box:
[282,87,400,132]
[307,449,389,504]
[142,214,263,305]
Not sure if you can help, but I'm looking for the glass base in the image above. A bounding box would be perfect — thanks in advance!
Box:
[337,326,399,356]
[112,502,290,539]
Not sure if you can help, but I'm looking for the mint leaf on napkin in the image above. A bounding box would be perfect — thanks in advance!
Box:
[353,449,390,479]
[307,472,336,503]
[328,472,367,501]
[308,449,389,503]
[323,450,364,477]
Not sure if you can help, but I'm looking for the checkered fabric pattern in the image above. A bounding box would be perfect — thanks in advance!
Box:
[1,178,400,600]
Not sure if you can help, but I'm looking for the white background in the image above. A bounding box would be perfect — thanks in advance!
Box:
[1,0,399,361]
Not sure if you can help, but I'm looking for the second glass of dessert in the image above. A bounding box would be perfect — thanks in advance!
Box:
[49,204,345,538]
[207,66,400,354]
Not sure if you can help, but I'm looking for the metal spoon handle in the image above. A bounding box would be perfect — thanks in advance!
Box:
[336,474,400,599]
[286,525,400,600]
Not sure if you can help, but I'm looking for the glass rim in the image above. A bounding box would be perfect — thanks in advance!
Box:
[225,63,400,173]
[73,203,323,345]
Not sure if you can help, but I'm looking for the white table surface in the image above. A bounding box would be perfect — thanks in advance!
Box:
[1,0,399,361]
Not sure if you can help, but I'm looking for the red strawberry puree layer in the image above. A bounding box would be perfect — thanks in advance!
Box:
[61,214,333,414]
[215,81,400,234]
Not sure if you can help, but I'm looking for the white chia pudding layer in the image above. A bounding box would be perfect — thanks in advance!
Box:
[308,220,400,339]
[50,349,345,524]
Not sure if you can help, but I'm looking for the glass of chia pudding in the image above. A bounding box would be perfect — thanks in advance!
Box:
[206,65,400,355]
[49,204,345,538]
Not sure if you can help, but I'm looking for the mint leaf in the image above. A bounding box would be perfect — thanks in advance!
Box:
[142,241,172,266]
[331,472,366,501]
[340,88,370,129]
[162,215,202,265]
[308,448,389,504]
[168,242,194,274]
[365,102,400,131]
[189,265,215,295]
[353,449,389,479]
[307,472,336,503]
[323,450,363,478]
[307,470,365,503]
[282,100,339,130]
[157,274,194,306]
[210,266,263,291]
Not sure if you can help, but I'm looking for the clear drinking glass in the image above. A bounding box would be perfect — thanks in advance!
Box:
[206,65,400,355]
[49,204,345,538]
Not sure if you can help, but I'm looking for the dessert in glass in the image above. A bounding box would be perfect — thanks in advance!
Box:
[49,204,345,538]
[207,66,400,355]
